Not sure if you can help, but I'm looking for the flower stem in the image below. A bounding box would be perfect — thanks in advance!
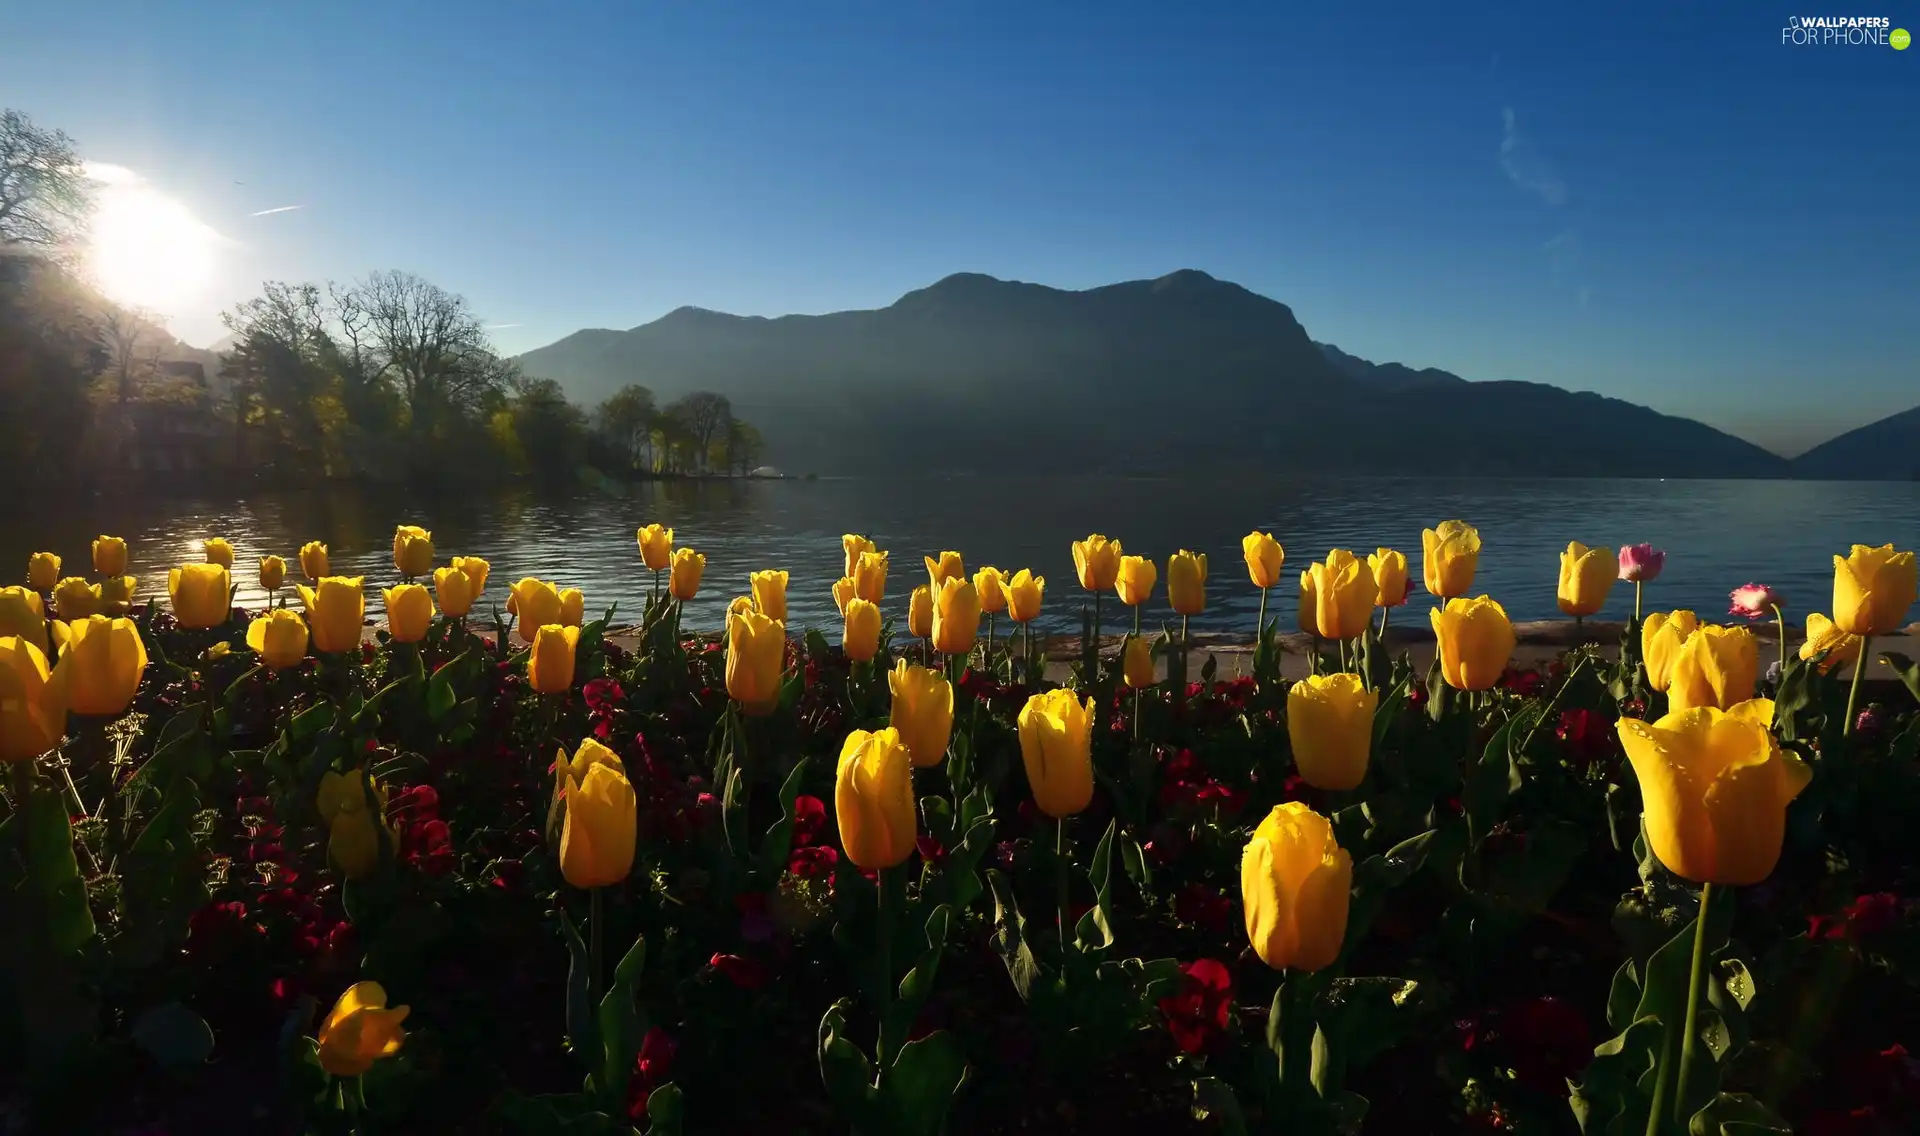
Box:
[1093,592,1103,662]
[1255,587,1268,649]
[1055,816,1070,957]
[876,863,904,1069]
[588,886,604,1009]
[1671,882,1715,1127]
[1634,581,1643,627]
[1844,634,1873,735]
[1770,604,1787,685]
[1378,605,1391,639]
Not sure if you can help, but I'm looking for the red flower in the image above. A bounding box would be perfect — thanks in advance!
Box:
[709,952,769,989]
[1500,668,1545,698]
[1556,708,1616,768]
[915,834,948,867]
[626,1027,677,1120]
[1811,893,1906,941]
[1158,959,1233,1054]
[790,795,827,846]
[583,677,626,713]
[185,900,256,958]
[1476,997,1592,1096]
[788,844,839,880]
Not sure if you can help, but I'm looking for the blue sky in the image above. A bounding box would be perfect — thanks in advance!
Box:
[5,0,1915,455]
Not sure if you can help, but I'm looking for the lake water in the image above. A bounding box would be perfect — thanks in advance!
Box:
[4,477,1917,634]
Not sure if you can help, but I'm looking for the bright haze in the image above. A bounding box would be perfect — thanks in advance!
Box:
[6,0,1914,457]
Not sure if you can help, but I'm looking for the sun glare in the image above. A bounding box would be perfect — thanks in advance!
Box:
[84,162,223,318]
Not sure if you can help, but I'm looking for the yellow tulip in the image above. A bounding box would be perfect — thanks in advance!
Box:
[832,576,858,615]
[92,536,128,577]
[1297,569,1320,636]
[1241,803,1352,972]
[1799,612,1861,673]
[297,576,365,654]
[1310,550,1376,640]
[727,607,785,714]
[1666,625,1759,713]
[318,769,390,879]
[316,982,410,1077]
[1005,569,1044,623]
[669,548,705,601]
[1421,520,1481,601]
[844,598,882,662]
[1368,548,1409,608]
[1832,543,1918,637]
[0,587,48,654]
[27,552,61,593]
[1167,550,1207,616]
[1430,596,1516,691]
[638,524,675,572]
[1072,534,1122,593]
[204,538,235,569]
[842,534,876,579]
[728,595,753,620]
[854,551,888,604]
[0,636,61,762]
[1617,700,1811,885]
[560,756,637,889]
[98,575,136,616]
[246,609,310,669]
[1642,611,1701,691]
[528,624,580,694]
[508,578,562,643]
[1243,531,1285,590]
[50,615,148,716]
[750,569,789,622]
[1287,673,1377,791]
[1017,688,1094,818]
[559,587,586,627]
[931,577,980,656]
[974,566,1007,614]
[54,577,98,620]
[259,555,286,592]
[451,555,489,596]
[552,737,624,813]
[392,525,434,578]
[1123,634,1154,689]
[299,541,329,581]
[433,566,478,618]
[887,659,953,767]
[834,726,917,870]
[908,584,933,640]
[925,551,964,589]
[1115,555,1157,608]
[168,563,232,630]
[382,584,434,644]
[1557,541,1615,618]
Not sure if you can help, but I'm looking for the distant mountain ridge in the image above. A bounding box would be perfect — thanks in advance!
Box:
[514,269,1792,479]
[1790,404,1920,480]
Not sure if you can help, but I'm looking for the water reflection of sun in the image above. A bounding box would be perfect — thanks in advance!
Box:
[83,162,223,318]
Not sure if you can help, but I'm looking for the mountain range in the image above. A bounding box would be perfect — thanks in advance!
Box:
[512,270,1915,480]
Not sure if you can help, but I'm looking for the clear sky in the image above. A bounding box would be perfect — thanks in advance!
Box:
[5,0,1915,455]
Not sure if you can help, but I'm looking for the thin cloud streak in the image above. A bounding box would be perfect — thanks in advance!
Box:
[485,323,522,330]
[249,204,304,216]
[1499,107,1566,206]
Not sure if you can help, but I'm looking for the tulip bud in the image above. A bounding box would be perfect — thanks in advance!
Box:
[0,588,48,654]
[382,584,434,644]
[974,566,1007,614]
[1017,688,1094,818]
[1241,803,1351,972]
[1728,583,1784,620]
[726,607,785,714]
[638,524,675,572]
[842,533,876,579]
[1123,634,1155,689]
[557,742,637,888]
[750,569,789,622]
[844,598,882,662]
[1072,534,1122,593]
[887,659,953,767]
[1167,550,1207,616]
[1115,555,1157,608]
[1617,700,1811,884]
[1642,611,1700,692]
[433,566,478,618]
[832,576,858,614]
[908,584,933,640]
[925,551,965,588]
[317,769,391,879]
[1296,569,1320,636]
[316,982,410,1076]
[97,575,136,616]
[297,576,366,653]
[1420,521,1481,601]
[451,555,489,596]
[168,563,233,630]
[1286,673,1376,790]
[1368,548,1409,608]
[1430,595,1516,691]
[92,536,128,578]
[299,541,329,581]
[1557,541,1615,618]
[54,577,99,620]
[728,595,753,620]
[669,548,705,602]
[931,577,980,656]
[508,578,561,642]
[1005,569,1044,623]
[854,551,888,604]
[528,624,581,694]
[835,726,917,869]
[247,609,310,669]
[559,587,586,628]
[26,552,61,593]
[1618,543,1665,583]
[0,636,61,762]
[1832,544,1917,637]
[1799,612,1861,674]
[50,615,148,716]
[1310,550,1376,640]
[1243,531,1285,590]
[392,525,434,578]
[1666,625,1759,714]
[203,538,235,569]
[259,555,286,593]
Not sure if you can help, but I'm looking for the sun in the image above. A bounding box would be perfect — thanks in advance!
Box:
[84,162,223,317]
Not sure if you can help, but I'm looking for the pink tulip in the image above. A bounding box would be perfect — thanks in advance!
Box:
[1729,583,1784,619]
[1617,544,1665,583]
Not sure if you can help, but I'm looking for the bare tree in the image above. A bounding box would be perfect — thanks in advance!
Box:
[725,419,765,476]
[338,270,504,434]
[100,306,168,404]
[595,383,657,471]
[664,391,732,474]
[0,109,91,254]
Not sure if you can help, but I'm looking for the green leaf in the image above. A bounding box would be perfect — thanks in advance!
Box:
[1879,651,1920,707]
[130,1001,216,1069]
[1314,977,1423,1074]
[1688,1092,1793,1135]
[1463,713,1521,843]
[1568,1016,1664,1135]
[1120,831,1154,905]
[1341,829,1434,962]
[881,1029,970,1136]
[816,1000,877,1124]
[557,908,602,1078]
[986,868,1041,1002]
[755,757,810,883]
[1372,674,1411,750]
[1073,819,1117,953]
[892,905,953,1035]
[1606,958,1642,1034]
[25,783,95,953]
[596,933,650,1112]
[1190,1077,1248,1136]
[427,650,470,722]
[644,1083,684,1135]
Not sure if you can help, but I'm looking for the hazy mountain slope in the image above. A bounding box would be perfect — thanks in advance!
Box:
[1791,405,1920,480]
